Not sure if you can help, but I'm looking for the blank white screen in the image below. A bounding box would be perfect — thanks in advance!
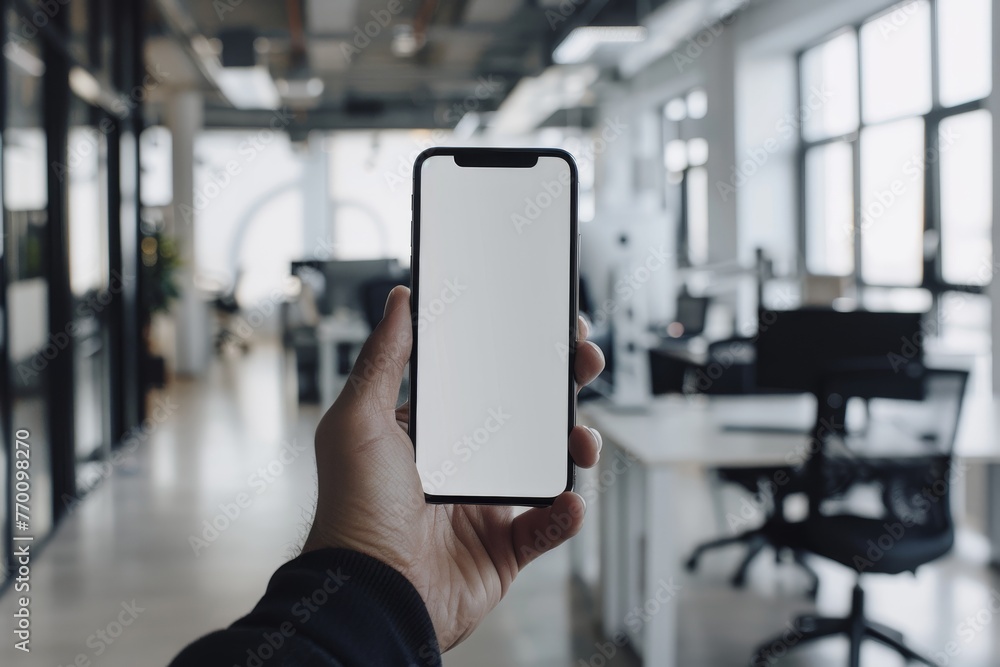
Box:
[415,154,573,500]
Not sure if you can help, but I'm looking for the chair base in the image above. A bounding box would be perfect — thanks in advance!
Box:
[685,528,820,598]
[750,583,936,667]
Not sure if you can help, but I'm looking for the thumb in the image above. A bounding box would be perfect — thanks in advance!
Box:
[341,285,412,410]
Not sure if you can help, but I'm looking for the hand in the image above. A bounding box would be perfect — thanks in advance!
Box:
[302,286,605,650]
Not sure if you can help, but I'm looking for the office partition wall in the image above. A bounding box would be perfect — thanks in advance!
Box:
[0,0,146,585]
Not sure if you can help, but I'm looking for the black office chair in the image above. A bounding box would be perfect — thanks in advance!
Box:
[750,368,969,667]
[684,338,820,597]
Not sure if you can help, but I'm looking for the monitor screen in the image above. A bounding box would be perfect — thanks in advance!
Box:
[755,308,925,399]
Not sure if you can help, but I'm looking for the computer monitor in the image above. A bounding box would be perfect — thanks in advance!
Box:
[320,258,401,316]
[678,295,709,335]
[755,308,925,400]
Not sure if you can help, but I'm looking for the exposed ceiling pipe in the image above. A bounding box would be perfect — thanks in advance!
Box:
[153,0,242,106]
[411,0,439,54]
[285,0,308,67]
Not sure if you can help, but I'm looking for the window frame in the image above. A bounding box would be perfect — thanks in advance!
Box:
[796,0,990,295]
[661,91,709,268]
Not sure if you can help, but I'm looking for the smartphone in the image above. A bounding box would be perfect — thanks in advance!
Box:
[410,147,579,506]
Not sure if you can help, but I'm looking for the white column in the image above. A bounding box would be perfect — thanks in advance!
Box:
[988,0,1000,564]
[702,26,739,266]
[165,90,211,376]
[991,0,1000,393]
[303,132,331,258]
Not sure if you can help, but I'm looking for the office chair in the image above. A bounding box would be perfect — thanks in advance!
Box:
[750,369,969,667]
[684,338,820,597]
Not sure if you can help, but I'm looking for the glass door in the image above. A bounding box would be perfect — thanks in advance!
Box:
[3,18,55,549]
[67,95,112,494]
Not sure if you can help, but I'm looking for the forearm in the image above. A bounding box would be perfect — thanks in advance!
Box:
[170,548,441,667]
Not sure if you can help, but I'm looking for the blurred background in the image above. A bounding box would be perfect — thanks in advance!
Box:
[0,0,998,665]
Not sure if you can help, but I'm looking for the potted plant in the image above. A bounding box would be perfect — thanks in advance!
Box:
[140,228,181,387]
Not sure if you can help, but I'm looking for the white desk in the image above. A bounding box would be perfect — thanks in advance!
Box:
[577,393,1000,666]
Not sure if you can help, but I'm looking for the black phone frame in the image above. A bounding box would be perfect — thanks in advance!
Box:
[409,146,580,507]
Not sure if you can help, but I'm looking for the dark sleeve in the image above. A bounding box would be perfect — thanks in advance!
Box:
[169,548,442,667]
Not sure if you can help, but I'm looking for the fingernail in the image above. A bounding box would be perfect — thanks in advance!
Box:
[384,286,401,318]
[588,426,603,452]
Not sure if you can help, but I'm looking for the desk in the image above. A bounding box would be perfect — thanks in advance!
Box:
[577,394,1000,666]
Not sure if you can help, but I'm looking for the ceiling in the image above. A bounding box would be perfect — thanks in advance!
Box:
[146,0,661,130]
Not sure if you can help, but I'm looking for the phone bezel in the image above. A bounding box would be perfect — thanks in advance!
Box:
[409,146,579,507]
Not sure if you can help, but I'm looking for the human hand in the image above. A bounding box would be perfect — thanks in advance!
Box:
[302,286,605,650]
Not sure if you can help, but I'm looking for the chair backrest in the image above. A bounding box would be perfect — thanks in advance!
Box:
[807,369,970,529]
[695,337,756,395]
[863,368,969,455]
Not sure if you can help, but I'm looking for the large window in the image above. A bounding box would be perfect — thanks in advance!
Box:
[800,0,992,290]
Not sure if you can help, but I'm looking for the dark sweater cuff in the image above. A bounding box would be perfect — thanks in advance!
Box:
[234,548,441,666]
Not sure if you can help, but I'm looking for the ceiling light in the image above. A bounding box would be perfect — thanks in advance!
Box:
[276,76,324,99]
[214,67,281,109]
[69,66,102,104]
[489,65,598,136]
[665,139,687,172]
[391,24,422,58]
[3,43,44,76]
[688,137,708,166]
[664,98,686,121]
[687,88,708,119]
[553,26,646,65]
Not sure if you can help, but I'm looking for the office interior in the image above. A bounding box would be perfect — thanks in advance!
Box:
[0,0,999,665]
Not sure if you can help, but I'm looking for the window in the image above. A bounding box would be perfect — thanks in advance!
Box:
[800,0,992,291]
[663,88,709,266]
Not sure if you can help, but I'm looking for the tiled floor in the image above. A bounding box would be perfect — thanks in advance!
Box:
[1,341,998,666]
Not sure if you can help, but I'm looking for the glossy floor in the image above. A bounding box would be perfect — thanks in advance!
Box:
[0,342,998,666]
